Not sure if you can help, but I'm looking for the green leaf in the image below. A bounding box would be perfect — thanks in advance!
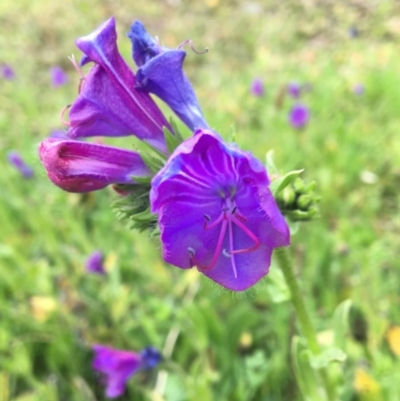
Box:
[307,347,347,369]
[332,299,352,350]
[270,169,304,197]
[291,337,323,401]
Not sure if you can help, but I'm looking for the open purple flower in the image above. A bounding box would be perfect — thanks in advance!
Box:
[150,129,290,291]
[128,21,208,132]
[92,345,161,398]
[66,17,171,154]
[7,151,34,178]
[250,78,264,97]
[289,103,310,129]
[39,138,151,193]
[50,66,68,87]
[0,63,15,80]
[86,251,106,275]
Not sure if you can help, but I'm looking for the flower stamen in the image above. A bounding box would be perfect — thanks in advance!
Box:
[177,39,209,55]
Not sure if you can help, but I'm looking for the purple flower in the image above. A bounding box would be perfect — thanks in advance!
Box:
[128,21,208,132]
[0,63,15,80]
[92,345,161,398]
[66,17,171,154]
[39,138,151,193]
[7,151,34,178]
[50,66,68,87]
[250,78,264,97]
[150,129,290,291]
[86,251,106,275]
[287,81,301,98]
[289,103,310,129]
[353,83,365,95]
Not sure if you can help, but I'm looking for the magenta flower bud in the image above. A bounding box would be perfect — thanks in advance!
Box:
[250,78,264,97]
[38,138,151,193]
[67,17,171,154]
[50,66,68,87]
[7,151,34,178]
[85,251,106,275]
[92,345,161,398]
[150,129,290,291]
[289,103,310,129]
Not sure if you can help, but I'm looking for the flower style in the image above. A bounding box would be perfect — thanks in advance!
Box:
[128,21,208,132]
[66,17,172,154]
[250,78,264,97]
[50,66,68,87]
[7,151,34,178]
[289,103,310,129]
[150,129,290,291]
[92,345,161,398]
[39,138,151,193]
[86,250,106,275]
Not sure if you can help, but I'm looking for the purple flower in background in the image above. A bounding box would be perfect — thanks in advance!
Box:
[92,345,161,398]
[39,138,151,193]
[128,20,209,132]
[287,81,301,98]
[150,129,290,291]
[353,83,365,96]
[7,151,33,178]
[86,251,106,275]
[289,103,310,129]
[50,66,68,87]
[66,17,172,154]
[0,63,15,80]
[348,26,359,38]
[250,78,264,97]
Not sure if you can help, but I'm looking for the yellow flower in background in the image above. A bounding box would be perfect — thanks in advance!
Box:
[354,368,382,401]
[386,326,400,356]
[205,0,219,8]
[30,296,57,322]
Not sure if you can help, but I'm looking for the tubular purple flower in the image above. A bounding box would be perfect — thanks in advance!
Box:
[50,66,68,87]
[150,129,290,291]
[66,17,171,154]
[287,81,301,98]
[289,103,310,129]
[128,21,209,132]
[7,151,34,178]
[39,138,151,193]
[92,345,161,398]
[86,251,106,275]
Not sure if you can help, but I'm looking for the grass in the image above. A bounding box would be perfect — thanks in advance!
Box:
[1,1,400,400]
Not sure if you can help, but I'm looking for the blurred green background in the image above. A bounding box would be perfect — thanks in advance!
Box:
[1,0,400,400]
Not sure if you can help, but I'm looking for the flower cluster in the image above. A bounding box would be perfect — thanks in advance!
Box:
[39,18,289,291]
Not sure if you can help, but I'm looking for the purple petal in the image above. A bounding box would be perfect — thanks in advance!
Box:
[151,129,290,291]
[92,345,141,398]
[129,22,208,132]
[50,66,68,87]
[289,103,310,129]
[38,138,151,193]
[68,17,171,153]
[86,251,106,275]
[7,151,34,178]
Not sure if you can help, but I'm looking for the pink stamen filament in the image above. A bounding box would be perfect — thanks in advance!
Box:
[68,55,86,94]
[177,39,209,54]
[191,207,260,275]
[60,104,72,127]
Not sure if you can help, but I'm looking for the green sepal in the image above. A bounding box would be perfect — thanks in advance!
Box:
[163,118,185,154]
[270,169,304,197]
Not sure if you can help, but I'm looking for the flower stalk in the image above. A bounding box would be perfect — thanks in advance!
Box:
[274,247,335,401]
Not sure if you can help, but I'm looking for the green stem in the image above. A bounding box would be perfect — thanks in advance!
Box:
[274,247,335,401]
